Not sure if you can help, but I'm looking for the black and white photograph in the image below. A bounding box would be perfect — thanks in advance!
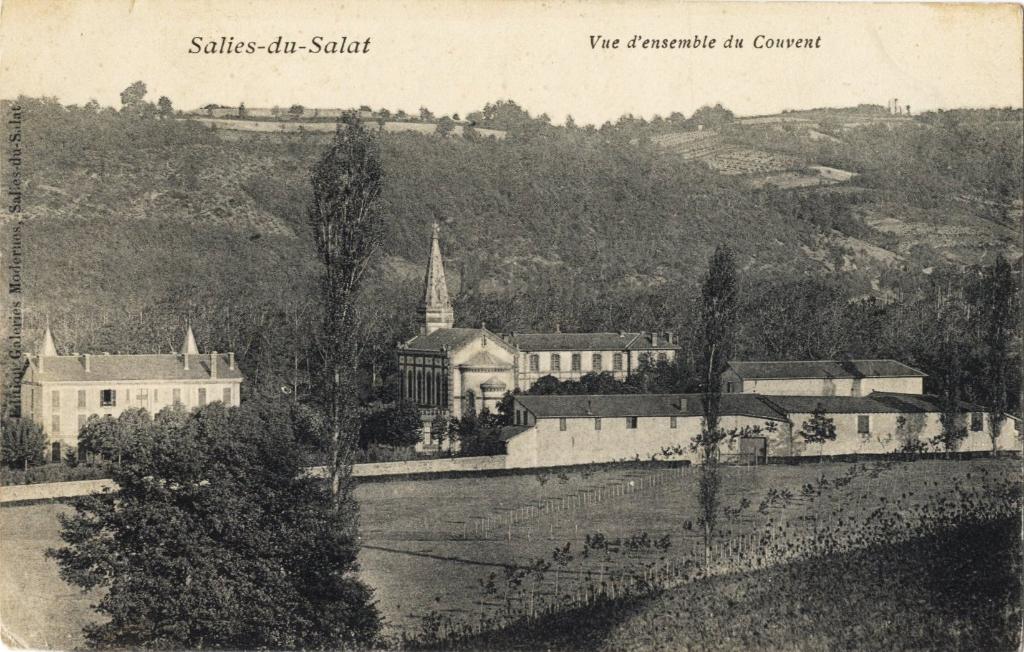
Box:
[0,1,1021,649]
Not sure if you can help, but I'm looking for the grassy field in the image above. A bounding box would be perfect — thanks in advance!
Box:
[1,459,1019,648]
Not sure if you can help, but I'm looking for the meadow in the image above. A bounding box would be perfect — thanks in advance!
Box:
[1,458,1019,648]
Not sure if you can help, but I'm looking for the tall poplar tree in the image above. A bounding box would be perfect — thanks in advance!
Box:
[695,245,738,565]
[308,115,385,508]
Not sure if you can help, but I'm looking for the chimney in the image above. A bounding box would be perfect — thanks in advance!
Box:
[83,353,91,373]
[228,352,235,370]
[183,353,190,371]
[678,397,688,412]
[555,322,561,333]
[651,332,659,346]
[666,332,675,345]
[586,398,593,415]
[210,351,218,379]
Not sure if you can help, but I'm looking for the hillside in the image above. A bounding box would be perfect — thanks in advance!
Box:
[2,97,1020,406]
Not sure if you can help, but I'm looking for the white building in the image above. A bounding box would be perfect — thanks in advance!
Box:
[721,359,926,396]
[20,326,243,461]
[502,389,1019,469]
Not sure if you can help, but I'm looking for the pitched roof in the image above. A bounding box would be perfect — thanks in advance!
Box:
[460,352,512,370]
[726,359,926,380]
[481,375,508,390]
[515,393,785,421]
[403,328,489,352]
[27,353,243,383]
[509,332,679,352]
[761,392,981,415]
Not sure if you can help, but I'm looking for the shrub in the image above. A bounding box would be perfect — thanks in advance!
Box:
[1,418,46,470]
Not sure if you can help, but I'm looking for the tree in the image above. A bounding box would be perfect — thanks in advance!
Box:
[358,401,423,448]
[289,104,305,119]
[308,116,385,505]
[975,255,1017,452]
[694,245,739,566]
[798,403,837,460]
[451,408,504,457]
[238,102,247,118]
[1,417,46,470]
[419,106,434,121]
[119,81,147,113]
[435,116,456,137]
[156,96,173,119]
[47,402,381,649]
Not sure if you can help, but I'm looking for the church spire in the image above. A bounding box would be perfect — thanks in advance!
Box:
[418,222,454,334]
[39,321,57,356]
[180,323,199,355]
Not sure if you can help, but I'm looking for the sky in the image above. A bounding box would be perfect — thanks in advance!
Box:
[1,0,1021,125]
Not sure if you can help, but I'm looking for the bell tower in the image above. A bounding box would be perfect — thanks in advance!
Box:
[418,222,454,334]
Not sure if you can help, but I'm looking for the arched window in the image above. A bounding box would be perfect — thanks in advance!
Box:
[571,353,581,371]
[613,353,624,371]
[592,353,603,371]
[465,389,476,414]
[529,354,540,372]
[435,371,443,406]
[406,370,414,399]
[551,354,561,372]
[426,372,433,406]
[416,370,424,403]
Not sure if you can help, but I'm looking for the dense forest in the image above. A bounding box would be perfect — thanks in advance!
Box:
[2,92,1020,418]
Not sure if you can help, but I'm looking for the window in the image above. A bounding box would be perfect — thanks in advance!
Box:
[153,389,159,403]
[137,388,149,404]
[515,410,521,426]
[77,389,86,409]
[198,388,207,407]
[223,387,232,404]
[559,418,567,431]
[571,353,581,371]
[670,416,678,429]
[857,415,870,434]
[592,353,602,371]
[52,414,61,434]
[100,389,116,407]
[726,382,735,393]
[529,354,540,372]
[626,416,638,429]
[613,353,623,371]
[51,390,60,409]
[172,388,182,405]
[657,352,668,363]
[124,389,131,404]
[406,370,414,398]
[51,442,61,464]
[971,412,983,432]
[426,372,433,406]
[595,417,602,431]
[551,354,561,372]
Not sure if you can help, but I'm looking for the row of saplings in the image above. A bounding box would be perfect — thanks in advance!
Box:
[407,459,1021,648]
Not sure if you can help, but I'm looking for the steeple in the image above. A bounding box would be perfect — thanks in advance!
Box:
[39,322,57,356]
[418,222,454,334]
[180,324,199,355]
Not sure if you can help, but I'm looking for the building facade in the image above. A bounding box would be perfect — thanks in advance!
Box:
[503,390,1020,469]
[397,224,680,447]
[721,359,926,397]
[20,326,243,460]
